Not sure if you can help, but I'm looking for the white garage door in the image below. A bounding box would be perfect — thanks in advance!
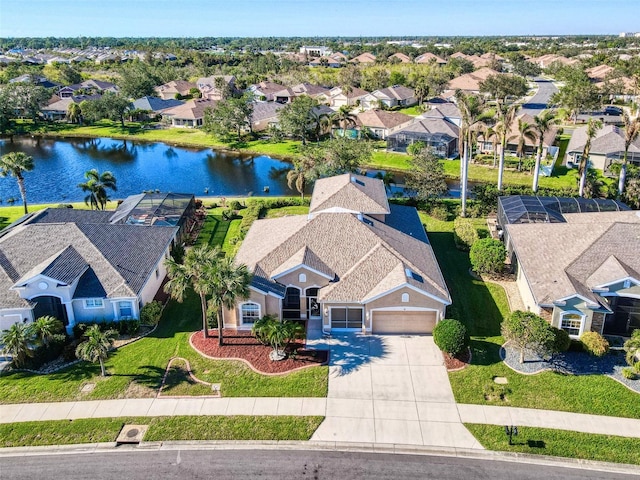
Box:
[372,311,437,335]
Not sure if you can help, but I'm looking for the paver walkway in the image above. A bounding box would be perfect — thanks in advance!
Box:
[2,334,640,448]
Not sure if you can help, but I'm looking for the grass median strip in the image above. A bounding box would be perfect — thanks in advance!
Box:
[465,424,640,466]
[0,416,324,448]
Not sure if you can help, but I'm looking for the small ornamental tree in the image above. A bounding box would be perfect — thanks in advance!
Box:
[580,331,609,357]
[453,217,479,251]
[624,330,640,366]
[469,238,506,275]
[433,319,469,356]
[501,311,555,364]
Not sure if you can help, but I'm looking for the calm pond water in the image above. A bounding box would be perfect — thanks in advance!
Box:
[0,136,297,203]
[0,136,469,204]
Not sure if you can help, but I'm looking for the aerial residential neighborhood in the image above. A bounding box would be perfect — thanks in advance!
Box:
[0,1,640,477]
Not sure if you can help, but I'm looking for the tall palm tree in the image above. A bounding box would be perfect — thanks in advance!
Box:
[618,112,640,196]
[578,118,603,197]
[78,169,117,210]
[75,324,118,377]
[164,246,220,339]
[0,322,34,368]
[495,104,520,191]
[31,316,64,346]
[532,110,558,192]
[479,125,499,168]
[210,255,252,346]
[66,102,82,124]
[0,152,34,215]
[310,109,331,142]
[287,166,307,199]
[509,118,537,172]
[330,105,357,137]
[455,90,488,217]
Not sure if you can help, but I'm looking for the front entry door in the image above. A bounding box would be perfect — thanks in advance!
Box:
[306,288,320,318]
[283,287,301,319]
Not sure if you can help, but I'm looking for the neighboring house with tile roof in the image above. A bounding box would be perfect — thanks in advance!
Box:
[388,52,411,63]
[360,85,417,110]
[506,209,640,337]
[227,173,451,335]
[161,98,217,127]
[248,81,286,102]
[414,52,447,65]
[445,67,501,95]
[196,75,236,100]
[0,209,179,333]
[327,86,370,108]
[565,124,640,174]
[272,83,331,104]
[386,116,460,157]
[154,80,197,100]
[351,52,377,64]
[355,109,413,139]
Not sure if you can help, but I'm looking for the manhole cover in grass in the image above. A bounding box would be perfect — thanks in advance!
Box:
[80,383,95,393]
[493,376,508,384]
[116,425,148,444]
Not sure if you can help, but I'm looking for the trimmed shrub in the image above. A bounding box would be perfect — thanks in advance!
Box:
[621,367,637,380]
[453,217,479,251]
[140,301,163,326]
[222,208,236,221]
[551,327,571,354]
[469,238,506,275]
[429,204,450,221]
[23,334,67,370]
[228,200,243,210]
[433,319,469,356]
[580,331,610,357]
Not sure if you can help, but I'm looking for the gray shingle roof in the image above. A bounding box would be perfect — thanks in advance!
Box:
[40,246,88,285]
[309,173,390,215]
[27,208,113,225]
[132,96,184,112]
[567,124,640,156]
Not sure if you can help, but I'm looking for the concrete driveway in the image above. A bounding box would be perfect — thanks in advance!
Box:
[309,334,481,449]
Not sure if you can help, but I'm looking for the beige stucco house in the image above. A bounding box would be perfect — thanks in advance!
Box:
[224,173,451,335]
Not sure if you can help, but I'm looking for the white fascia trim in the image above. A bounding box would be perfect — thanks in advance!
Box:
[12,272,79,290]
[594,276,640,290]
[249,285,284,299]
[272,264,333,281]
[363,282,451,306]
[554,293,599,307]
[600,292,640,300]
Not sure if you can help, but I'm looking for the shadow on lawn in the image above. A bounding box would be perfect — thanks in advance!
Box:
[469,339,503,366]
[111,364,166,389]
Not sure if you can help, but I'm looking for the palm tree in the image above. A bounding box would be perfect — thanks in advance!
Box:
[495,104,520,191]
[209,255,252,346]
[509,118,537,172]
[164,246,219,339]
[66,102,82,124]
[618,112,640,196]
[0,323,34,368]
[624,330,640,367]
[455,90,488,217]
[330,105,357,137]
[374,171,396,193]
[287,166,307,199]
[31,316,64,346]
[75,324,118,377]
[0,152,34,215]
[310,109,331,142]
[479,125,499,168]
[532,110,558,192]
[578,118,603,197]
[78,169,117,210]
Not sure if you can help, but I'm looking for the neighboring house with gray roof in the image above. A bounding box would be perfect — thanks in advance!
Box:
[355,109,413,139]
[226,173,451,335]
[131,96,184,114]
[507,210,640,337]
[386,116,460,157]
[565,124,640,175]
[360,85,417,111]
[0,219,177,334]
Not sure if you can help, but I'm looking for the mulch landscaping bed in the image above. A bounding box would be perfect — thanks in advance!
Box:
[444,348,471,371]
[191,330,329,375]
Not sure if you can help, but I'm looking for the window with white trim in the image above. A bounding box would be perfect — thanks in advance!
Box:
[298,273,307,283]
[241,302,260,324]
[119,301,133,318]
[560,312,584,337]
[84,298,104,309]
[401,293,409,303]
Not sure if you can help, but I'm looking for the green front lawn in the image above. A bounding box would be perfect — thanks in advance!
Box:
[423,213,640,419]
[466,424,640,465]
[0,416,324,447]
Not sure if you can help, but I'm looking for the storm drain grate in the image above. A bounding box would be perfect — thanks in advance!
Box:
[116,424,149,445]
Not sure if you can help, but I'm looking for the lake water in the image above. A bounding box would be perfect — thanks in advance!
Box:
[0,136,470,204]
[0,137,297,203]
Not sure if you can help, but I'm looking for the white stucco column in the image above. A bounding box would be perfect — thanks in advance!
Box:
[63,301,76,335]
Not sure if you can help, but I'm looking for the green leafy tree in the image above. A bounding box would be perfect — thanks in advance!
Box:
[8,83,51,123]
[319,137,372,177]
[532,110,558,192]
[453,217,479,251]
[578,118,603,197]
[75,324,118,377]
[0,151,34,214]
[469,237,506,275]
[479,74,529,104]
[42,62,82,85]
[100,92,131,127]
[405,146,448,202]
[78,168,117,210]
[118,61,160,99]
[433,319,469,356]
[31,316,64,346]
[501,311,555,364]
[618,112,640,196]
[0,322,34,368]
[203,93,254,141]
[278,95,318,145]
[512,58,542,78]
[550,68,600,123]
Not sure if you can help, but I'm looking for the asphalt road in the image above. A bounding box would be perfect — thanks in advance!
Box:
[521,78,558,116]
[0,448,635,480]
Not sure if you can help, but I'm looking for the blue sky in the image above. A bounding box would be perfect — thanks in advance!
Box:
[1,0,639,37]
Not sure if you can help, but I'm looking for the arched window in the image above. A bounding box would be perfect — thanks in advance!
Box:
[560,312,584,337]
[241,302,260,324]
[401,293,409,303]
[299,273,307,283]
